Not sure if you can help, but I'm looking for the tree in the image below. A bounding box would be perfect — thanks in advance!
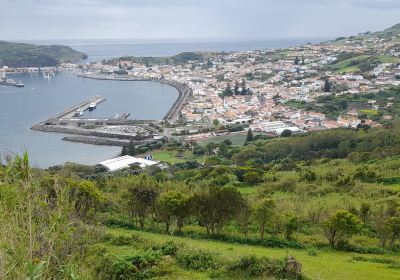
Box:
[241,79,247,95]
[212,119,220,127]
[246,129,254,142]
[301,55,305,65]
[294,56,300,65]
[234,81,240,95]
[323,78,332,93]
[205,142,217,156]
[372,204,400,248]
[124,176,159,228]
[221,83,233,97]
[191,187,246,235]
[284,215,299,240]
[254,198,276,239]
[67,180,105,219]
[323,210,362,248]
[238,199,252,238]
[281,129,293,137]
[359,202,371,224]
[157,190,190,233]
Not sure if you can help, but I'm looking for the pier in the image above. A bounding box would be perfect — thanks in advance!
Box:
[46,95,106,122]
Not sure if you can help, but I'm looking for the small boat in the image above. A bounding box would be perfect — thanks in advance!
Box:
[43,72,51,80]
[74,110,83,117]
[89,102,96,111]
[16,81,24,87]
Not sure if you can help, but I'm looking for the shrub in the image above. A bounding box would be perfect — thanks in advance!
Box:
[153,241,179,256]
[228,255,302,279]
[176,250,219,270]
[95,250,161,280]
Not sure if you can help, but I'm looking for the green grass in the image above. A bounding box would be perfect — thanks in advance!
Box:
[198,132,261,146]
[151,150,205,164]
[105,228,400,280]
[359,109,380,117]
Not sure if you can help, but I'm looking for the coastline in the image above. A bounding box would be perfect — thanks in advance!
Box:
[76,74,192,122]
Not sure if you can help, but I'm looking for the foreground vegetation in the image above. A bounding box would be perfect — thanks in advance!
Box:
[3,121,400,279]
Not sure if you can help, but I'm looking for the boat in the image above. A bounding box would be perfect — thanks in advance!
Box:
[74,110,83,117]
[43,72,51,80]
[89,102,96,111]
[16,81,24,87]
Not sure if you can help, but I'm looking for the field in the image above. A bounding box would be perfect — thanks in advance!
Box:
[103,227,400,280]
[328,54,400,74]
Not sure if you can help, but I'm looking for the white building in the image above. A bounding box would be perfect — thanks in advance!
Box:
[99,155,158,172]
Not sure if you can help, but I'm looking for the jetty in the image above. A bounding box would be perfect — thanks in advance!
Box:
[46,95,106,121]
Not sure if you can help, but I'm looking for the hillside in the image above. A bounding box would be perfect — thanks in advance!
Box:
[109,51,211,67]
[0,41,87,67]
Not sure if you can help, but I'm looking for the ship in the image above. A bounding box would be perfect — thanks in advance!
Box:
[89,102,96,111]
[74,110,83,117]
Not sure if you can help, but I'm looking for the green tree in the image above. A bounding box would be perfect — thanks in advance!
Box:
[323,78,332,93]
[323,210,362,248]
[124,176,159,228]
[234,81,240,95]
[254,198,276,239]
[241,79,247,95]
[191,187,246,235]
[246,129,254,142]
[281,129,293,137]
[284,214,299,240]
[157,190,190,233]
[212,119,220,127]
[67,180,105,219]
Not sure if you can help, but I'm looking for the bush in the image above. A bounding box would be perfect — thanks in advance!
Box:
[153,241,179,256]
[176,250,219,270]
[96,250,162,280]
[228,255,302,279]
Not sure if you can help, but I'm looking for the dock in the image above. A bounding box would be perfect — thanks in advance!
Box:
[47,95,106,121]
[33,95,133,129]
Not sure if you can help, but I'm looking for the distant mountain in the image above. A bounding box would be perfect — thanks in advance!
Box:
[0,41,88,67]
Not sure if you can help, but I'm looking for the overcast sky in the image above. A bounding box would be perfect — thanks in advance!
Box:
[1,0,400,41]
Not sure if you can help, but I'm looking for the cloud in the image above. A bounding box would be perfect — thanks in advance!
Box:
[0,0,398,40]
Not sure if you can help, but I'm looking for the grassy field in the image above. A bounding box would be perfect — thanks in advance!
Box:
[104,228,400,280]
[198,132,267,147]
[151,150,205,164]
[329,54,400,74]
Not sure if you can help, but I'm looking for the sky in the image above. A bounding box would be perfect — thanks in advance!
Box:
[1,0,400,41]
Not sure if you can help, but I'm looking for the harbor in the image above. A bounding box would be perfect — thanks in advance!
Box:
[31,94,163,147]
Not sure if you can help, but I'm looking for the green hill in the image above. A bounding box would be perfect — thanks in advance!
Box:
[0,41,87,67]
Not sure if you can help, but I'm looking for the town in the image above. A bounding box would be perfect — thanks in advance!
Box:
[2,24,400,145]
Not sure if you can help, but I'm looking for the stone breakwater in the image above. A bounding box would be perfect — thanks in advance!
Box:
[77,74,192,122]
[62,135,156,147]
[31,124,155,141]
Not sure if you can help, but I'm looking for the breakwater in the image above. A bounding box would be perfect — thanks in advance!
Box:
[62,136,156,147]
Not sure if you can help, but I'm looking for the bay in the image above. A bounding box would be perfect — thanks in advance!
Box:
[0,72,178,167]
